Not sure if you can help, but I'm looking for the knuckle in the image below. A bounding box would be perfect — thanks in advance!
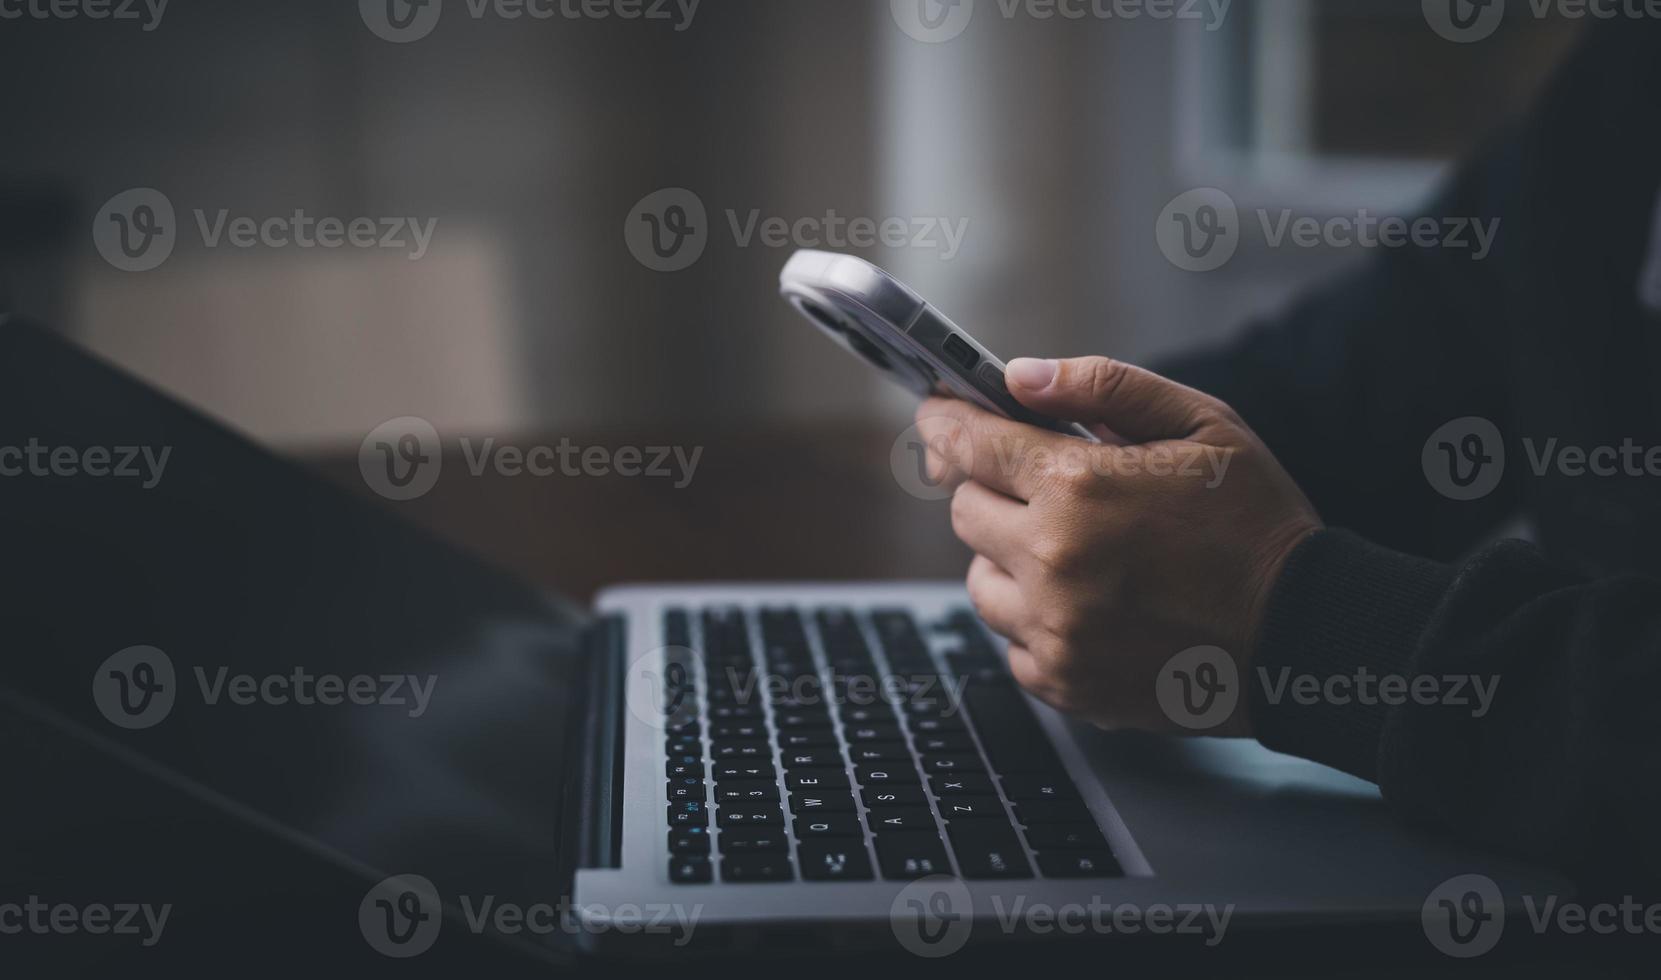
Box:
[1083,357,1129,405]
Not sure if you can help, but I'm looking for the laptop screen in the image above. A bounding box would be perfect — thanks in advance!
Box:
[0,319,593,963]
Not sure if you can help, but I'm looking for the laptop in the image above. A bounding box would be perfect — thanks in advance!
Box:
[0,316,1564,965]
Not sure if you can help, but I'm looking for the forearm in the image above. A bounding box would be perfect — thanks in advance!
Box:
[1251,529,1661,890]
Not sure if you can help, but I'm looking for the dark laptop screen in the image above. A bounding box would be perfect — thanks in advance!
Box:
[0,319,591,962]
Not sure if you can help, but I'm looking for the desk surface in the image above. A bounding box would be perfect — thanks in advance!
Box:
[308,424,973,603]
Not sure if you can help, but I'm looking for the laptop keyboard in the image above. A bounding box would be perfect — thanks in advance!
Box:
[660,605,1123,884]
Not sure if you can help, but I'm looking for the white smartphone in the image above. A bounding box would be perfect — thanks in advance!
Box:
[779,249,1097,441]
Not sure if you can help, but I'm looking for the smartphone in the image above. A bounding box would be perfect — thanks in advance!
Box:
[779,249,1097,441]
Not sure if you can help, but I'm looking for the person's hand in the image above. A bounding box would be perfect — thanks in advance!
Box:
[915,356,1322,736]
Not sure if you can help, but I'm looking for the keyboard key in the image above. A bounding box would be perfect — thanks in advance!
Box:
[664,609,691,648]
[712,740,771,760]
[838,705,895,726]
[719,827,788,853]
[777,730,838,749]
[929,773,995,796]
[860,786,927,808]
[1035,851,1122,878]
[1024,823,1109,851]
[856,765,921,786]
[722,855,794,883]
[789,793,857,813]
[847,743,911,764]
[714,762,775,781]
[670,856,712,883]
[709,704,764,722]
[843,723,902,743]
[786,771,850,790]
[794,814,864,838]
[914,734,976,754]
[667,778,707,803]
[874,833,952,880]
[949,824,1033,880]
[909,716,967,735]
[775,710,832,729]
[921,754,986,776]
[1013,800,1095,825]
[797,843,875,881]
[935,796,1004,821]
[781,749,842,770]
[1000,775,1082,801]
[866,807,938,832]
[669,827,711,854]
[712,722,767,740]
[717,805,783,827]
[715,781,780,804]
[668,801,708,827]
[666,760,705,779]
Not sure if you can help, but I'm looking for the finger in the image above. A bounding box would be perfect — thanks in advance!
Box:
[1005,644,1068,712]
[965,554,1027,644]
[1004,356,1224,444]
[916,396,1078,502]
[951,481,1031,574]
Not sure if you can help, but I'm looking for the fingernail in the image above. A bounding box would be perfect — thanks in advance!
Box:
[1006,358,1058,390]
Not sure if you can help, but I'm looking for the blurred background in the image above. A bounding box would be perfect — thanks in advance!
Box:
[0,0,1582,595]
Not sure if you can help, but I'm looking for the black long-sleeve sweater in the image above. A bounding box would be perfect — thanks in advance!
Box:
[1161,23,1661,894]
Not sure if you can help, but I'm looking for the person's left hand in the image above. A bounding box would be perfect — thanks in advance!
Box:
[915,356,1322,736]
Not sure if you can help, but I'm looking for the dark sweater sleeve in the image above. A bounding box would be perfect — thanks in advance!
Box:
[1254,530,1661,889]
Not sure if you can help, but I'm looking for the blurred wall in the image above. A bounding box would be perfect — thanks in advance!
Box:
[0,1,1568,447]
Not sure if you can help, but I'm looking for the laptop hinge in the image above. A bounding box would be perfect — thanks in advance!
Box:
[567,612,626,872]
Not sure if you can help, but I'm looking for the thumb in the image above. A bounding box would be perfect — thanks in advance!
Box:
[1004,356,1219,444]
